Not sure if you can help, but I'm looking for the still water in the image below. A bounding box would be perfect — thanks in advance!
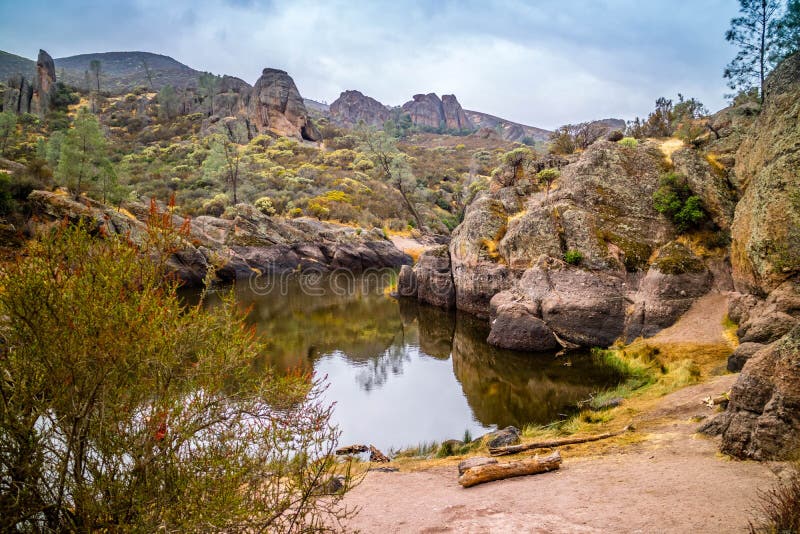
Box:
[200,272,624,453]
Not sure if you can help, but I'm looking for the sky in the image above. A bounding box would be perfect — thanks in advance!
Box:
[0,0,742,130]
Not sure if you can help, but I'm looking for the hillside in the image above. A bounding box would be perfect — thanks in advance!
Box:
[0,50,35,81]
[54,51,201,92]
[464,109,551,143]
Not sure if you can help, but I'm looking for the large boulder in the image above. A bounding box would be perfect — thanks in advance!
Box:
[329,90,389,127]
[414,245,456,308]
[249,68,320,141]
[32,49,56,116]
[441,94,473,131]
[487,291,559,351]
[401,92,473,131]
[3,74,33,114]
[703,325,800,460]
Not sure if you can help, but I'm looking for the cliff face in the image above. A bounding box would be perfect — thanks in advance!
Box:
[248,68,321,141]
[401,93,474,131]
[700,53,800,460]
[2,49,55,116]
[330,90,389,127]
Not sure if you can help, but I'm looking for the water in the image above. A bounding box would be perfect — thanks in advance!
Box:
[195,272,624,453]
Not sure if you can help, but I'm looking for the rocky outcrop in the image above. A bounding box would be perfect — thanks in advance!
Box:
[403,138,733,350]
[32,49,56,116]
[401,93,474,131]
[700,53,800,460]
[464,110,551,143]
[730,52,800,295]
[329,90,389,127]
[249,68,320,141]
[3,74,33,114]
[27,190,411,285]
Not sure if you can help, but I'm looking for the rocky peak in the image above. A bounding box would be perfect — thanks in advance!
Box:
[248,68,320,142]
[401,92,473,131]
[330,90,389,127]
[3,49,56,116]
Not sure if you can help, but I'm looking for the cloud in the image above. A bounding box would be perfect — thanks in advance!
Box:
[0,0,741,129]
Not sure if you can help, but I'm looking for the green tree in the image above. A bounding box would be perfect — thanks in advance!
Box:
[203,133,243,204]
[536,167,560,198]
[158,84,178,120]
[198,72,221,115]
[358,126,424,229]
[89,59,102,92]
[724,0,783,99]
[0,111,17,157]
[56,107,114,200]
[775,0,800,59]
[0,221,354,532]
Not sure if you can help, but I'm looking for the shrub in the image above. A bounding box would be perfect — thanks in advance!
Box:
[652,172,707,232]
[254,195,276,216]
[618,137,639,148]
[0,223,353,531]
[749,462,800,533]
[564,249,583,265]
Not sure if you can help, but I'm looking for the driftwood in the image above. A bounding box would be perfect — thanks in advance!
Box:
[369,445,390,463]
[489,425,633,456]
[457,456,498,476]
[702,394,729,408]
[336,444,369,455]
[458,451,562,488]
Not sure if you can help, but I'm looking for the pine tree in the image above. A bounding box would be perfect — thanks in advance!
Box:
[56,107,114,200]
[724,0,783,99]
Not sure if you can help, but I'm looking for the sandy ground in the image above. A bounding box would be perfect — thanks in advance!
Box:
[342,293,780,533]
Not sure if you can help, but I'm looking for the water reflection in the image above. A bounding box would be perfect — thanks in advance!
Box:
[195,273,623,451]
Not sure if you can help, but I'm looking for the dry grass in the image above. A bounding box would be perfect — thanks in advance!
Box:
[658,138,686,165]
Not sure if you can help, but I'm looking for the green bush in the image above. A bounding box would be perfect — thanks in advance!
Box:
[652,172,707,232]
[618,137,638,148]
[254,196,276,216]
[564,249,583,265]
[0,223,353,531]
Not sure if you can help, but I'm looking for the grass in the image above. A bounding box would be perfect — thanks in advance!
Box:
[749,461,800,533]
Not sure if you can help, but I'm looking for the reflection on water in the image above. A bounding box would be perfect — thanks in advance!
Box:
[195,273,623,452]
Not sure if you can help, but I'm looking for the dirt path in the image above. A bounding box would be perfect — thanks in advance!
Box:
[342,293,778,532]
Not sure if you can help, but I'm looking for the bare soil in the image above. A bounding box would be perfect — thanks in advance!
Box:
[342,293,779,533]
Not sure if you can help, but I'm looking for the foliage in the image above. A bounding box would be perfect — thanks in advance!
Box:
[0,221,354,532]
[548,122,606,154]
[617,137,638,148]
[158,84,178,120]
[626,94,708,139]
[536,167,560,195]
[55,107,116,201]
[0,111,16,157]
[775,0,800,59]
[652,172,707,231]
[564,249,583,265]
[198,72,221,115]
[724,0,783,98]
[254,195,277,216]
[749,461,800,533]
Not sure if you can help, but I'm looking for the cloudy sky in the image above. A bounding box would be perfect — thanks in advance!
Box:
[1,0,740,129]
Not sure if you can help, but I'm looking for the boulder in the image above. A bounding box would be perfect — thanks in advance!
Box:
[441,94,473,131]
[249,68,320,141]
[487,292,559,351]
[737,311,798,344]
[402,93,445,129]
[4,75,33,114]
[414,245,456,308]
[485,426,521,448]
[703,325,800,460]
[727,342,767,372]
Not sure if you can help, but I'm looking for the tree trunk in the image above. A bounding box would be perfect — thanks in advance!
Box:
[489,426,632,456]
[458,451,561,488]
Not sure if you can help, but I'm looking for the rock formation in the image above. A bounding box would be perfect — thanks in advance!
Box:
[401,93,473,131]
[399,137,735,351]
[330,90,389,127]
[27,190,411,286]
[3,74,33,114]
[696,53,800,460]
[3,49,55,116]
[248,68,320,142]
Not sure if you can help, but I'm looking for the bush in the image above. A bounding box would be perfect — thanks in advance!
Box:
[652,172,707,232]
[564,249,583,265]
[749,462,800,533]
[618,137,638,148]
[0,222,353,531]
[254,195,276,216]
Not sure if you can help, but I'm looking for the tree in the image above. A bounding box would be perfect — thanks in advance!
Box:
[158,84,178,120]
[89,59,102,92]
[724,0,783,99]
[0,220,354,531]
[0,111,17,157]
[140,57,154,89]
[203,133,243,204]
[775,0,800,59]
[198,72,221,116]
[56,107,113,200]
[358,126,424,229]
[537,168,560,198]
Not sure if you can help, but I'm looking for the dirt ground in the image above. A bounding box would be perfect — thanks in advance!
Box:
[341,293,781,533]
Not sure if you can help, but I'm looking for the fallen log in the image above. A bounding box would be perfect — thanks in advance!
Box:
[489,425,632,456]
[369,445,390,463]
[458,451,562,488]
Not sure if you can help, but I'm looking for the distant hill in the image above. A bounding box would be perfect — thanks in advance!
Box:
[0,50,35,81]
[464,109,551,143]
[54,51,201,92]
